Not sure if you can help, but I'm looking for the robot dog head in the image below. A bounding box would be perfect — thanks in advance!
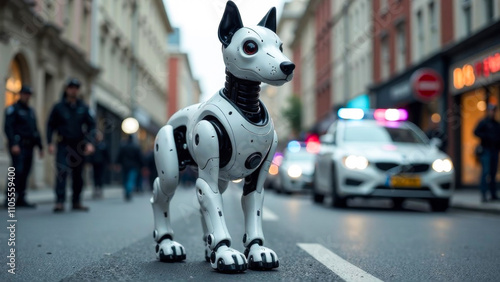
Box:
[218,1,295,86]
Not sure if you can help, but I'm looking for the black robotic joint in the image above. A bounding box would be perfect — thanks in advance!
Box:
[245,152,262,169]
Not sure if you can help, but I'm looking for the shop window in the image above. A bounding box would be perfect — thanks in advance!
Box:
[416,10,424,60]
[396,23,406,73]
[429,1,438,50]
[484,0,494,23]
[462,0,472,36]
[380,36,389,80]
[460,87,500,186]
[5,59,23,108]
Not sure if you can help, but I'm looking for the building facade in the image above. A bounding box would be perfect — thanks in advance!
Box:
[0,0,98,188]
[291,0,317,135]
[261,0,307,143]
[446,1,500,187]
[370,0,500,187]
[167,28,200,117]
[92,0,172,171]
[283,0,500,187]
[332,0,373,110]
[0,0,173,190]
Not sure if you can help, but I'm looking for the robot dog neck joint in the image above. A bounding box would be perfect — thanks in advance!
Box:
[223,70,266,124]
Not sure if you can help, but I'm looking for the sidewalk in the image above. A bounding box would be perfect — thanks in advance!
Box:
[19,185,500,214]
[23,185,137,205]
[450,188,500,214]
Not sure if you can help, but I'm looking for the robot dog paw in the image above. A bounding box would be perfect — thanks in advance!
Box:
[210,245,247,273]
[244,243,279,270]
[156,239,186,262]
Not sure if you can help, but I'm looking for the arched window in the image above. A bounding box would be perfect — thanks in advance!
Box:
[5,59,23,107]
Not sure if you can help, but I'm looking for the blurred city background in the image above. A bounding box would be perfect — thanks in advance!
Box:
[0,0,499,191]
[1,1,500,281]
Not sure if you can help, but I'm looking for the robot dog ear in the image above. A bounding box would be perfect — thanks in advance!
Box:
[257,7,277,33]
[218,1,244,48]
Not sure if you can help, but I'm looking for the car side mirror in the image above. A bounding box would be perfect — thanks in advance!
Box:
[430,137,442,148]
[320,134,334,145]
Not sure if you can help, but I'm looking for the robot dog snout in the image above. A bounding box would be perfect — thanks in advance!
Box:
[279,62,295,75]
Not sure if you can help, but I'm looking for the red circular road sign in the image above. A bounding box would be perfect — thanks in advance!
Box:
[411,69,443,102]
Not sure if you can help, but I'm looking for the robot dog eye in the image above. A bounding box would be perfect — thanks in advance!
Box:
[279,43,283,52]
[243,40,258,55]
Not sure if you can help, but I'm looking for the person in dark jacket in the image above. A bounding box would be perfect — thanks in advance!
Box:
[3,85,43,208]
[47,78,95,212]
[144,141,157,191]
[474,104,500,202]
[116,135,143,201]
[88,131,109,199]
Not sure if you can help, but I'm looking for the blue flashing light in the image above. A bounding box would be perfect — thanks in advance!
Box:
[287,140,301,153]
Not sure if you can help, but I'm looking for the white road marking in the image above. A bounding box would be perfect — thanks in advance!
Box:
[262,206,279,221]
[297,243,383,282]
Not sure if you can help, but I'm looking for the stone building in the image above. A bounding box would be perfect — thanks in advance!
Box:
[0,0,173,189]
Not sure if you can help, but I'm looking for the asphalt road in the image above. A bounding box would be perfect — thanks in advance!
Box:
[1,185,500,281]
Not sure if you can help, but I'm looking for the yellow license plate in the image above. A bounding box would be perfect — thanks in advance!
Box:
[390,175,421,188]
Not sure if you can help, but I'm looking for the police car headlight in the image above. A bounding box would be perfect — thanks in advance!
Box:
[432,158,453,173]
[343,155,369,170]
[287,165,302,178]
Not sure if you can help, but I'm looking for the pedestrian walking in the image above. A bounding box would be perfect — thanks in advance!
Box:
[473,104,500,203]
[47,78,95,212]
[3,85,43,208]
[116,135,143,201]
[88,131,109,199]
[144,141,157,191]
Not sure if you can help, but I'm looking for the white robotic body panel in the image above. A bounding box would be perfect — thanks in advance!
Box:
[192,120,219,171]
[212,95,274,181]
[223,126,273,180]
[154,125,179,195]
[167,103,202,129]
[175,91,275,182]
[184,97,235,162]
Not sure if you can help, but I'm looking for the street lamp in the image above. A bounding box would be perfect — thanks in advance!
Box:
[121,117,139,134]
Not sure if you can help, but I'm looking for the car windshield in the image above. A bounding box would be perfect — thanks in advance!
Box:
[343,122,426,144]
[285,150,316,161]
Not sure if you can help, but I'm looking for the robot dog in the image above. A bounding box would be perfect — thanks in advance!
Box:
[151,1,294,273]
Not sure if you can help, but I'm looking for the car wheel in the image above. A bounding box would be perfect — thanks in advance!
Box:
[312,172,324,203]
[275,176,282,194]
[331,165,346,208]
[392,198,405,210]
[313,191,324,203]
[429,198,449,212]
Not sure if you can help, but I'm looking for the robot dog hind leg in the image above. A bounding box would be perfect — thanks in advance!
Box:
[151,125,186,262]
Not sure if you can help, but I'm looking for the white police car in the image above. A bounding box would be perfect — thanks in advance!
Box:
[275,141,318,194]
[313,108,454,211]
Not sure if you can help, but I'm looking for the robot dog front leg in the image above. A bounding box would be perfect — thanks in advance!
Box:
[242,131,279,270]
[201,180,229,262]
[193,120,247,272]
[151,125,186,262]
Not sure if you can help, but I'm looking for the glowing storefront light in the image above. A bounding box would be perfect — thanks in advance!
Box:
[5,60,23,107]
[476,101,487,111]
[431,113,441,123]
[121,117,140,134]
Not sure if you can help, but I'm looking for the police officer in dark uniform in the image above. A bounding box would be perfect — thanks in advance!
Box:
[3,85,43,208]
[47,78,95,212]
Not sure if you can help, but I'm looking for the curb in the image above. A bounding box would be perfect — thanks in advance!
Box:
[25,186,138,206]
[451,202,500,215]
